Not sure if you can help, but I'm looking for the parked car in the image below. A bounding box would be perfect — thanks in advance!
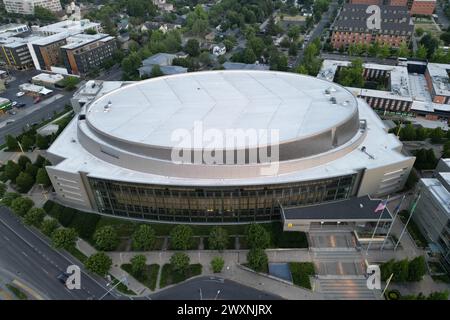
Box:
[6,120,15,125]
[33,96,41,104]
[15,102,26,108]
[7,110,16,115]
[16,91,25,97]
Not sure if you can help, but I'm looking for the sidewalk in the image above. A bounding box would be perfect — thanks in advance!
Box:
[76,239,151,297]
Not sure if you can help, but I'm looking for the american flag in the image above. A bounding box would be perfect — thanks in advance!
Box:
[374,199,388,213]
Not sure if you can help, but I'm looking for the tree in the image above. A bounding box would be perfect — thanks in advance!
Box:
[24,207,45,228]
[246,224,270,249]
[15,172,34,193]
[34,155,47,168]
[184,39,200,57]
[399,124,416,141]
[18,155,31,170]
[199,52,211,66]
[397,43,410,58]
[392,259,409,282]
[6,135,19,151]
[0,182,6,198]
[41,218,58,236]
[211,256,225,273]
[10,197,34,217]
[93,225,119,251]
[150,65,164,78]
[51,228,77,249]
[170,225,193,250]
[415,27,424,37]
[121,52,142,77]
[85,252,112,276]
[20,135,34,151]
[4,160,20,183]
[247,248,268,272]
[130,254,147,275]
[132,225,156,250]
[25,163,38,180]
[208,226,229,251]
[1,192,20,206]
[36,168,51,187]
[61,77,80,91]
[408,256,426,282]
[429,127,444,144]
[170,252,190,274]
[416,127,428,141]
[34,6,57,21]
[415,44,428,60]
[419,34,439,58]
[381,259,395,281]
[287,25,301,41]
[242,47,257,64]
[336,59,365,88]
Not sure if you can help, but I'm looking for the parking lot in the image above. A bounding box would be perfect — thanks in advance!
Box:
[0,69,73,144]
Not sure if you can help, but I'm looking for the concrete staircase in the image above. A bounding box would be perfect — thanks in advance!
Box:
[315,277,381,300]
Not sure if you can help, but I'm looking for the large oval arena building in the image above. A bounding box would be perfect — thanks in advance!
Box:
[46,71,414,227]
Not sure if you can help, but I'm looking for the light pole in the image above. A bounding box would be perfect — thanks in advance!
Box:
[214,290,221,300]
[199,288,203,300]
[99,276,128,300]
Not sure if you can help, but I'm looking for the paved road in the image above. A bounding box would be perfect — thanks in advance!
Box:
[0,206,119,300]
[149,276,283,300]
[295,0,339,67]
[436,2,450,30]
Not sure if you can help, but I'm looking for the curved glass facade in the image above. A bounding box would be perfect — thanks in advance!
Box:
[89,174,357,223]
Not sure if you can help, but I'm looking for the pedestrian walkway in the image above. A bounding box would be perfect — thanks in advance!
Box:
[76,239,150,297]
[315,278,380,300]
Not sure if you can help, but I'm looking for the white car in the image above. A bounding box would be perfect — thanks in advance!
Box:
[16,91,25,97]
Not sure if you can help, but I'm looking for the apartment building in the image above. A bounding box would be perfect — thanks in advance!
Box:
[331,4,414,49]
[348,0,435,15]
[60,33,117,75]
[3,0,62,15]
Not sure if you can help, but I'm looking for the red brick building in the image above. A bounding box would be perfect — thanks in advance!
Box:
[349,0,408,5]
[331,4,414,49]
[410,0,436,16]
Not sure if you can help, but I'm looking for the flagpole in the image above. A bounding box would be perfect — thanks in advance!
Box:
[381,195,405,251]
[394,194,421,251]
[366,195,390,256]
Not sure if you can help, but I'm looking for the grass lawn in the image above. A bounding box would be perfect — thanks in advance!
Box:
[289,262,316,290]
[168,237,201,250]
[263,222,309,248]
[110,276,136,295]
[432,274,450,283]
[66,245,88,264]
[203,236,237,250]
[5,284,28,300]
[121,264,160,291]
[159,264,202,288]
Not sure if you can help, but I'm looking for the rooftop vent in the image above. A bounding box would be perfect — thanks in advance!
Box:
[104,101,112,112]
[330,96,337,104]
[325,86,336,94]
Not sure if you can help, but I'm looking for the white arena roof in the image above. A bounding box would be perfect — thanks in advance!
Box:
[86,71,358,149]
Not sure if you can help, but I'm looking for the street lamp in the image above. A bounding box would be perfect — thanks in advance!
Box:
[214,290,221,300]
[99,276,128,300]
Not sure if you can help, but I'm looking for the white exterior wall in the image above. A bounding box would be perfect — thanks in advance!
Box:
[357,157,415,197]
[46,166,93,211]
[4,0,62,14]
